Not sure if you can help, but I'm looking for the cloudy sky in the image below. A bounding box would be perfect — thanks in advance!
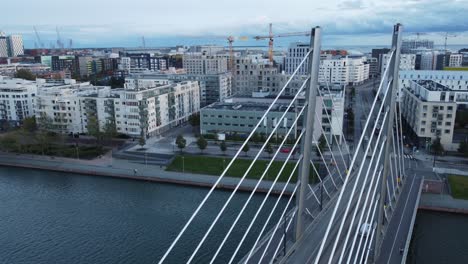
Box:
[2,0,468,48]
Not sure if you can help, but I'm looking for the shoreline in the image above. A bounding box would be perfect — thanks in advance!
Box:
[0,155,294,195]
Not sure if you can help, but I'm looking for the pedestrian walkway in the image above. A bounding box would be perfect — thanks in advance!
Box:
[0,152,294,194]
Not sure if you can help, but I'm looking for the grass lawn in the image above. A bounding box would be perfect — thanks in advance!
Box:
[444,67,468,71]
[448,175,468,200]
[166,155,317,183]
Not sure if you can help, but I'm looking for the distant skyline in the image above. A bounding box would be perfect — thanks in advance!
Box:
[2,0,468,48]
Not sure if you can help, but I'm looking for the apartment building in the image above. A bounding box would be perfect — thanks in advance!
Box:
[401,80,468,151]
[183,53,228,75]
[447,54,463,67]
[399,70,468,91]
[115,78,200,137]
[0,76,37,123]
[381,54,416,75]
[35,83,115,134]
[233,56,279,95]
[319,56,370,85]
[35,77,200,137]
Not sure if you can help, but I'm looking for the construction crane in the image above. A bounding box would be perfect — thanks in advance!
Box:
[254,23,310,63]
[407,32,427,39]
[444,32,457,51]
[33,26,44,48]
[141,36,146,48]
[227,36,248,72]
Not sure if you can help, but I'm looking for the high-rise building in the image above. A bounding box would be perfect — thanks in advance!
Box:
[7,35,24,57]
[0,33,8,58]
[285,42,311,75]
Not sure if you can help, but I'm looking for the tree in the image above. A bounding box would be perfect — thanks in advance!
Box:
[431,138,444,156]
[220,141,227,155]
[37,113,54,131]
[109,77,125,88]
[22,117,37,133]
[242,143,250,156]
[458,140,468,157]
[103,119,117,143]
[176,134,186,153]
[0,134,19,152]
[14,69,36,81]
[196,136,208,153]
[87,114,101,143]
[317,134,327,156]
[139,131,146,148]
[252,132,261,144]
[188,113,200,127]
[265,142,274,158]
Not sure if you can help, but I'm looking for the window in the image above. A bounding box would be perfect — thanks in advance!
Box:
[445,129,450,134]
[446,122,451,126]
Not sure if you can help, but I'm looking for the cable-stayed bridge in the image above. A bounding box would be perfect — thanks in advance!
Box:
[158,23,423,264]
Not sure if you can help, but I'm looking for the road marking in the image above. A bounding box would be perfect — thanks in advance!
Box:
[386,174,417,264]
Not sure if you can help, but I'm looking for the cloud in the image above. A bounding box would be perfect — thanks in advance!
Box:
[2,0,468,48]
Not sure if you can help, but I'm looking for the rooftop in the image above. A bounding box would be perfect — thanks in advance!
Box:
[416,80,451,91]
[203,101,295,113]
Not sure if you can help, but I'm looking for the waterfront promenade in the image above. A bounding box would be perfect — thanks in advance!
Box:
[0,152,294,194]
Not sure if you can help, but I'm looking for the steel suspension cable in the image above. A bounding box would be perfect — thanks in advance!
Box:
[312,50,395,264]
[207,109,306,263]
[158,50,312,264]
[318,86,349,170]
[346,139,387,263]
[337,110,389,263]
[187,81,309,263]
[325,91,391,263]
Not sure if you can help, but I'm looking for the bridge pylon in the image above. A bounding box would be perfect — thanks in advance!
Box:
[375,23,403,260]
[295,26,322,241]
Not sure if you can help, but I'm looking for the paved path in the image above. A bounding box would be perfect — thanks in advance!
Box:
[0,152,294,195]
[376,167,422,264]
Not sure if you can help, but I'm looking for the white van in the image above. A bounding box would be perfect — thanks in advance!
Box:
[359,223,371,237]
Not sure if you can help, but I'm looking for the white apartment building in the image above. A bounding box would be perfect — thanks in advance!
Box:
[136,72,232,106]
[118,57,131,72]
[319,56,370,85]
[399,70,468,91]
[113,78,200,137]
[285,42,311,75]
[381,54,416,75]
[0,76,37,123]
[401,80,468,151]
[35,77,201,138]
[0,33,8,58]
[35,83,115,134]
[7,35,24,57]
[448,54,463,67]
[183,53,228,75]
